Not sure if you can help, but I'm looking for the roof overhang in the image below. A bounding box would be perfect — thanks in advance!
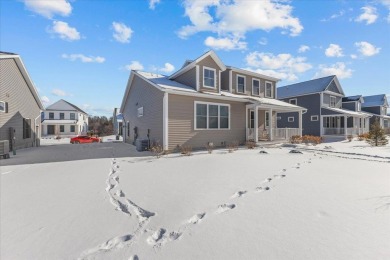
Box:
[322,107,372,118]
[226,66,280,82]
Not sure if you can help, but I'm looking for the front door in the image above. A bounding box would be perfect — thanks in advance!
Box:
[47,125,55,135]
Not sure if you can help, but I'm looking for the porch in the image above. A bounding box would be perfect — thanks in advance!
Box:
[321,115,370,137]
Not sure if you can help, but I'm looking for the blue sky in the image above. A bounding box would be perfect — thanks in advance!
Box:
[1,0,389,117]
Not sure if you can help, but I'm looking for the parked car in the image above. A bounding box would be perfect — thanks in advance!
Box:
[70,135,101,144]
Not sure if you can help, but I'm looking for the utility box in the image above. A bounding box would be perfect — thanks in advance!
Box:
[0,140,10,159]
[136,139,149,152]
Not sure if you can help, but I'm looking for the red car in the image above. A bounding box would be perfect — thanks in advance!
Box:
[70,135,101,144]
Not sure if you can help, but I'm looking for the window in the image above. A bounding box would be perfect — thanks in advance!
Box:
[60,125,64,132]
[195,102,230,130]
[236,75,245,93]
[288,117,294,122]
[324,117,337,128]
[60,113,65,119]
[203,67,216,88]
[70,113,75,120]
[289,99,297,105]
[49,112,54,119]
[330,96,336,107]
[311,115,319,121]
[265,81,273,98]
[0,101,6,112]
[265,111,270,127]
[23,118,31,139]
[277,116,281,120]
[252,79,260,96]
[70,125,75,132]
[137,107,144,117]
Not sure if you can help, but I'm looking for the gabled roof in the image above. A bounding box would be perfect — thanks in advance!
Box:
[169,50,226,79]
[361,94,389,108]
[225,66,280,82]
[277,75,343,99]
[0,52,44,110]
[323,107,372,118]
[342,95,362,102]
[46,99,88,114]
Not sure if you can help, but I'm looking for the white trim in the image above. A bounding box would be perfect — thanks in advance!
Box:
[229,70,232,93]
[0,101,5,112]
[194,101,230,130]
[288,117,294,122]
[218,70,221,93]
[252,78,260,96]
[289,98,297,105]
[254,107,259,141]
[137,107,144,117]
[226,66,280,82]
[330,95,336,108]
[196,65,200,91]
[265,81,273,98]
[163,93,169,150]
[203,66,217,89]
[269,109,273,141]
[236,74,246,94]
[311,115,319,121]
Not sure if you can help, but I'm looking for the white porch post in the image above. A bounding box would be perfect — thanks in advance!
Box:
[344,116,347,138]
[245,107,248,140]
[299,110,303,136]
[269,108,273,141]
[163,92,169,151]
[254,106,259,141]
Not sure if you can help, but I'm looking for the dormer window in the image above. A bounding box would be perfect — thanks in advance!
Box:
[237,75,245,93]
[252,79,260,96]
[330,96,336,107]
[203,67,216,88]
[265,81,273,98]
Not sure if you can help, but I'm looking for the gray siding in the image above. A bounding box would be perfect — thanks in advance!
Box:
[198,56,220,93]
[122,75,164,145]
[342,102,356,111]
[168,94,246,150]
[174,67,197,90]
[362,106,381,115]
[0,58,41,150]
[326,81,341,94]
[323,93,342,108]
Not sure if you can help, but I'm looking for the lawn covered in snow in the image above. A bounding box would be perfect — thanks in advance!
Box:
[1,139,390,260]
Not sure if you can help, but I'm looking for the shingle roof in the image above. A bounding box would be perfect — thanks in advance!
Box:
[342,95,362,102]
[138,71,197,92]
[0,51,18,55]
[277,75,335,99]
[361,94,387,107]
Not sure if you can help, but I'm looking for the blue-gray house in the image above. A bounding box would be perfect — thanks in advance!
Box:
[361,94,390,133]
[277,75,371,139]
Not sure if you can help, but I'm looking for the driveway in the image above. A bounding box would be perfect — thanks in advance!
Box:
[0,141,152,166]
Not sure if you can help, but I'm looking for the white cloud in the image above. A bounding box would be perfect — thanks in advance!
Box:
[159,63,175,73]
[314,62,352,79]
[51,88,70,97]
[325,44,344,57]
[355,6,378,24]
[378,0,390,22]
[350,54,358,59]
[298,45,310,53]
[23,0,72,19]
[245,52,312,81]
[204,36,247,50]
[62,54,105,63]
[112,22,133,43]
[50,21,80,41]
[321,10,345,22]
[258,37,268,46]
[149,0,161,10]
[355,41,381,56]
[125,61,144,71]
[41,96,51,105]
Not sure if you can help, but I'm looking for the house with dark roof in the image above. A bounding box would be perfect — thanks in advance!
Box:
[0,52,44,151]
[277,75,371,139]
[41,99,88,137]
[361,94,390,133]
[120,50,306,151]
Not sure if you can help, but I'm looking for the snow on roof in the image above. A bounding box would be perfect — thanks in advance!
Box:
[277,75,335,99]
[138,71,197,92]
[324,107,372,117]
[361,94,388,107]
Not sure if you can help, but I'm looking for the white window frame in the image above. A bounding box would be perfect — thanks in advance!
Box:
[70,125,75,132]
[236,75,246,94]
[70,113,75,120]
[288,117,294,122]
[194,101,230,130]
[356,102,361,111]
[137,107,144,117]
[0,101,5,112]
[311,115,319,121]
[252,78,260,96]
[289,98,297,105]
[265,81,273,98]
[203,66,216,89]
[330,96,336,107]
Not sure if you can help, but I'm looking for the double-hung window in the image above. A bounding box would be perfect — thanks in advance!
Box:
[60,125,65,132]
[237,75,245,93]
[265,82,273,98]
[70,113,75,120]
[49,112,54,119]
[252,79,260,96]
[195,102,230,130]
[60,113,65,119]
[203,67,216,88]
[330,96,336,107]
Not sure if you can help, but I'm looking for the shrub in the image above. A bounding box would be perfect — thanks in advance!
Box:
[232,140,239,151]
[290,135,302,144]
[301,135,322,145]
[151,143,164,158]
[227,143,235,153]
[205,142,214,154]
[358,133,369,141]
[180,145,192,156]
[246,140,257,149]
[366,120,388,146]
[347,135,353,142]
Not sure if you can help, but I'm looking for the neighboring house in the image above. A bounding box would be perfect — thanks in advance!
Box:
[113,108,123,136]
[0,52,44,150]
[120,50,305,151]
[277,75,371,139]
[361,94,390,134]
[41,99,88,137]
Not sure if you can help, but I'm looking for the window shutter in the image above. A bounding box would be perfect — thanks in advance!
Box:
[5,102,8,113]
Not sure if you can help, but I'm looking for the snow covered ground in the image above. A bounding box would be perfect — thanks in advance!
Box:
[1,139,389,260]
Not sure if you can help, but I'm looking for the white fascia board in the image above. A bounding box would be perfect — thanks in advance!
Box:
[120,72,135,113]
[277,91,322,100]
[322,91,344,97]
[324,76,345,96]
[226,66,280,82]
[164,89,247,103]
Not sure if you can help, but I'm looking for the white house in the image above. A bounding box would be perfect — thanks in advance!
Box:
[41,99,88,137]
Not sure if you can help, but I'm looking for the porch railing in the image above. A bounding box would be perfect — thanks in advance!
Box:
[323,127,369,136]
[247,128,300,141]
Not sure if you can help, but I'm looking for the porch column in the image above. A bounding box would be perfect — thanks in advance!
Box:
[254,106,259,141]
[245,107,248,140]
[269,109,273,141]
[344,116,347,138]
[299,110,303,136]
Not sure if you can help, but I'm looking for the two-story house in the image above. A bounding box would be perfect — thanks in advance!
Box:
[41,99,88,137]
[120,51,306,151]
[361,94,390,134]
[0,52,44,151]
[277,75,371,139]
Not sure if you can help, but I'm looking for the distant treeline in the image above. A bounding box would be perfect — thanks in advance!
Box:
[88,116,113,136]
